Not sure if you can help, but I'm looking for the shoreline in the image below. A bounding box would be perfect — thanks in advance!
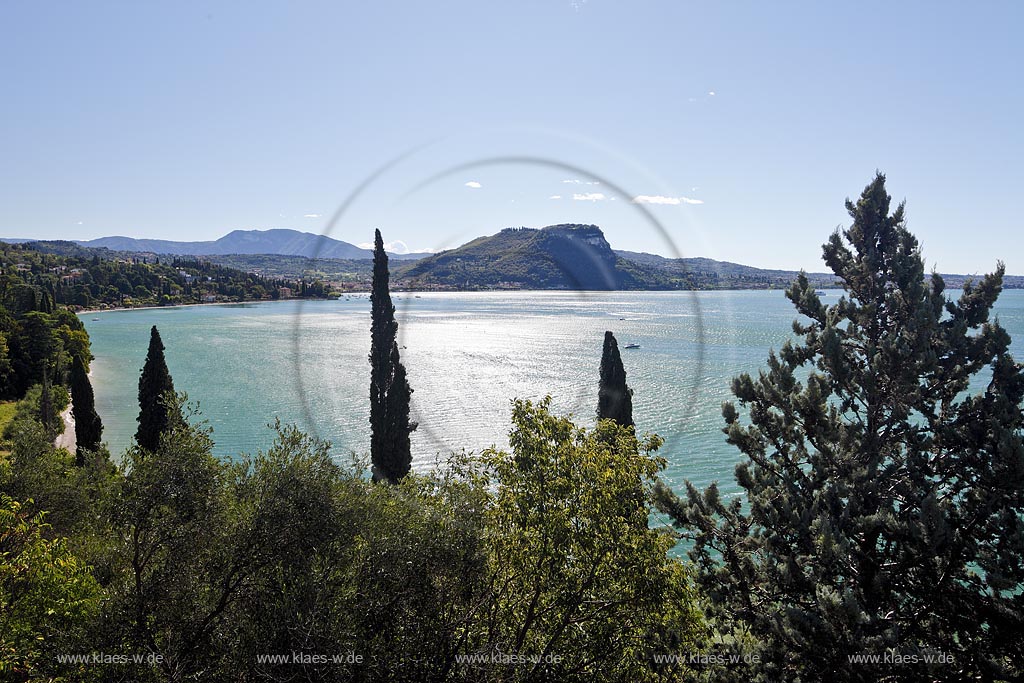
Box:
[75,296,338,316]
[76,287,843,316]
[54,366,95,455]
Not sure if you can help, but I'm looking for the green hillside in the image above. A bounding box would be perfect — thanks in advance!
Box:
[397,224,625,289]
[14,241,334,308]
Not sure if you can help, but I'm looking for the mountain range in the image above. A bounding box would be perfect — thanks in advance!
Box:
[12,226,1020,290]
[72,228,427,260]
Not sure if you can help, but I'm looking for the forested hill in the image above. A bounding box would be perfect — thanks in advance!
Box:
[616,250,1024,290]
[1,241,333,311]
[614,250,841,289]
[398,224,642,289]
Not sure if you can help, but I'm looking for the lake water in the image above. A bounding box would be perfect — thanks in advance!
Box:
[82,289,1024,496]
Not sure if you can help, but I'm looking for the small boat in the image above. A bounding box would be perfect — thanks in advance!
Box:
[92,317,100,321]
[624,343,640,349]
[815,290,827,296]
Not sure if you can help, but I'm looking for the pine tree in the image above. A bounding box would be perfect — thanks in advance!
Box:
[136,325,177,451]
[70,353,103,461]
[369,229,416,483]
[597,331,633,427]
[656,174,1024,681]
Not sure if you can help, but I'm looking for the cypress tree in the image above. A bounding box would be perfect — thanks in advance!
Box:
[70,353,103,462]
[38,364,56,435]
[657,173,1024,681]
[136,325,176,451]
[369,229,416,483]
[597,331,633,427]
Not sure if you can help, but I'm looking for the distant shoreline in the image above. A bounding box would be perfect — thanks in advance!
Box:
[74,282,1024,319]
[75,288,837,318]
[74,296,339,316]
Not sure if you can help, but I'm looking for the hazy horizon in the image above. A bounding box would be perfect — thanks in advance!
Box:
[5,223,1024,278]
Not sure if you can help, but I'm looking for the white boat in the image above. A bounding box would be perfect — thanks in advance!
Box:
[624,343,640,349]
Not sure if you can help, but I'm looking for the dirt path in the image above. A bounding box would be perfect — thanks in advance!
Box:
[55,403,76,455]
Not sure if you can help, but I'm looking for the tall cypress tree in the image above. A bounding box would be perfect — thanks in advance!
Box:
[70,353,103,462]
[38,364,56,435]
[136,325,176,451]
[657,173,1024,681]
[369,229,416,483]
[597,331,633,427]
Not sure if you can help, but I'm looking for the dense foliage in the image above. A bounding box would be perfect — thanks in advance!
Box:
[1,389,704,681]
[472,398,703,681]
[0,496,102,680]
[0,269,88,399]
[656,174,1024,681]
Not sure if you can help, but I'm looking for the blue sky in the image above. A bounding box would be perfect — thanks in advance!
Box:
[2,1,1022,273]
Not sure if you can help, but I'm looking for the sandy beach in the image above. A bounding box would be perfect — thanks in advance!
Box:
[55,404,76,454]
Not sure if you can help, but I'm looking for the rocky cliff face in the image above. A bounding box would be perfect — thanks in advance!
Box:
[535,224,620,289]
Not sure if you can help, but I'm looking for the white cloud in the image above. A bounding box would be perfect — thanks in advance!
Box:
[549,195,562,200]
[573,192,606,202]
[76,221,84,225]
[465,180,482,189]
[563,179,599,185]
[357,240,412,253]
[708,90,716,96]
[632,194,704,205]
[303,213,322,218]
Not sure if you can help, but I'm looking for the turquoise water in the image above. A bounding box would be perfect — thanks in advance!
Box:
[82,289,1024,495]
